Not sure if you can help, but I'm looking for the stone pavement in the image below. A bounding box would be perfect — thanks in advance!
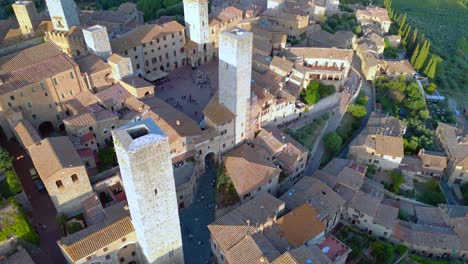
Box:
[179,159,217,264]
[155,62,219,123]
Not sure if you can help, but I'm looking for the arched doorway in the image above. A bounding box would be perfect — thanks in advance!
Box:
[38,121,54,138]
[117,243,138,264]
[204,152,215,170]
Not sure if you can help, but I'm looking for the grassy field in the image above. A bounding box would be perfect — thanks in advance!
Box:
[391,0,467,54]
[390,0,468,99]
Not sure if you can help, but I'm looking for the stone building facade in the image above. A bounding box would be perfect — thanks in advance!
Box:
[0,42,85,138]
[110,22,186,77]
[218,27,253,145]
[112,119,184,264]
[28,137,92,216]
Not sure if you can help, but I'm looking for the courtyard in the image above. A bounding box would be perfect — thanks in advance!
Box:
[154,61,219,123]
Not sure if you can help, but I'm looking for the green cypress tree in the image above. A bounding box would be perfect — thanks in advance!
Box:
[410,43,420,66]
[426,56,438,79]
[402,24,411,45]
[414,40,430,70]
[423,56,434,76]
[408,28,418,53]
[398,13,407,33]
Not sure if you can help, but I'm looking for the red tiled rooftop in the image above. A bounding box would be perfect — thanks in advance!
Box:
[78,148,94,158]
[318,236,351,262]
[81,132,95,143]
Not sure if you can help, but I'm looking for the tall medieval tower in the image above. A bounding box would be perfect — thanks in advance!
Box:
[112,119,184,264]
[218,27,253,145]
[45,0,80,31]
[12,1,39,35]
[183,0,209,45]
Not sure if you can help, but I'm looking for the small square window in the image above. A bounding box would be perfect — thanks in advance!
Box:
[56,180,63,188]
[103,247,108,252]
[122,237,127,242]
[71,174,78,182]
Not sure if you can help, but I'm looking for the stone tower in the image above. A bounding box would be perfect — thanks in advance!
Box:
[45,0,80,31]
[83,25,112,59]
[112,119,184,264]
[183,0,209,45]
[218,27,253,145]
[12,1,39,35]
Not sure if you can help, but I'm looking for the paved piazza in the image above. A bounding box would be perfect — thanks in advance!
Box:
[154,61,219,123]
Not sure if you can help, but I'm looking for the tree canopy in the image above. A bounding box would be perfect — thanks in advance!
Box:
[323,132,343,154]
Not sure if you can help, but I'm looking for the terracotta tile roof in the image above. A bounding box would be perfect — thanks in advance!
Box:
[203,95,235,125]
[95,83,132,107]
[322,158,351,176]
[1,247,35,264]
[224,144,281,196]
[280,177,345,220]
[107,53,126,64]
[66,92,100,114]
[28,137,84,181]
[307,28,355,49]
[392,220,462,250]
[140,96,202,139]
[314,170,338,189]
[81,193,105,226]
[271,245,332,264]
[0,43,78,94]
[335,166,365,190]
[436,123,468,165]
[277,204,325,247]
[318,236,351,262]
[76,54,110,74]
[83,2,139,24]
[208,193,284,254]
[399,156,422,173]
[13,120,40,148]
[63,105,118,127]
[284,47,353,62]
[110,21,184,53]
[58,201,133,262]
[121,76,153,88]
[348,191,381,217]
[225,233,281,264]
[352,133,404,158]
[374,134,404,157]
[451,218,468,249]
[441,205,468,218]
[383,60,415,76]
[254,125,306,156]
[270,56,294,74]
[418,149,447,171]
[415,206,449,226]
[374,203,398,229]
[252,83,275,105]
[210,6,243,24]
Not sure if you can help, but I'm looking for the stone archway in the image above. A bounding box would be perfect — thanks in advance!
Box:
[204,152,215,170]
[38,121,54,138]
